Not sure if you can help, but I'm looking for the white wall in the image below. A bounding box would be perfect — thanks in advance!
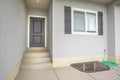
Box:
[107,3,116,56]
[115,5,120,56]
[53,0,107,58]
[28,9,48,17]
[48,1,53,58]
[0,0,27,79]
[107,0,120,57]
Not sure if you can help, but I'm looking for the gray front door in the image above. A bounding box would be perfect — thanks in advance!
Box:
[30,17,45,47]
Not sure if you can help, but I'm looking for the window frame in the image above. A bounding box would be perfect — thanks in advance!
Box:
[71,7,98,35]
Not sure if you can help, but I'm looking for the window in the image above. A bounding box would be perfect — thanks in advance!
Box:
[72,8,98,35]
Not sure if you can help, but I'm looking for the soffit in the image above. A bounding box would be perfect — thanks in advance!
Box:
[25,0,51,9]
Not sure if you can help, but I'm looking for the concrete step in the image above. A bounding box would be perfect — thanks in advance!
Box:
[27,47,47,52]
[20,63,52,70]
[22,58,51,64]
[25,52,49,54]
[23,52,49,58]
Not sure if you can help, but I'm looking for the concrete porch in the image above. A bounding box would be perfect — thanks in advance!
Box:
[16,66,120,80]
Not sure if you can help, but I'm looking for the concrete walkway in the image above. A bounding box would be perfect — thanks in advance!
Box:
[15,67,120,80]
[15,48,120,80]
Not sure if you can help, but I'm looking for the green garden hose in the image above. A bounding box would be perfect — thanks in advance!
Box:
[102,49,118,67]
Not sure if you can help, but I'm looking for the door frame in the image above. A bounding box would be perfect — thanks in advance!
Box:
[27,15,47,48]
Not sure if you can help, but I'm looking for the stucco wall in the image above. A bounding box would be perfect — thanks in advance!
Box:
[0,0,27,79]
[107,0,120,58]
[115,5,120,56]
[53,0,107,58]
[107,2,116,57]
[48,1,53,58]
[28,9,48,17]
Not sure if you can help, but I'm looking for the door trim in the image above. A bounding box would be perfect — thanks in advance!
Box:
[27,15,47,48]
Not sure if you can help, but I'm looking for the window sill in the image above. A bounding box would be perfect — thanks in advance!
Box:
[72,32,98,35]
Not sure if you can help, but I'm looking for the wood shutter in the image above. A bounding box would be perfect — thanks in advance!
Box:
[98,12,103,35]
[65,6,71,34]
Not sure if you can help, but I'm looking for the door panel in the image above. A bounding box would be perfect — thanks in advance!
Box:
[30,17,45,47]
[33,20,42,33]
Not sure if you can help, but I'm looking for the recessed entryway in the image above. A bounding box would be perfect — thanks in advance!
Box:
[28,15,47,48]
